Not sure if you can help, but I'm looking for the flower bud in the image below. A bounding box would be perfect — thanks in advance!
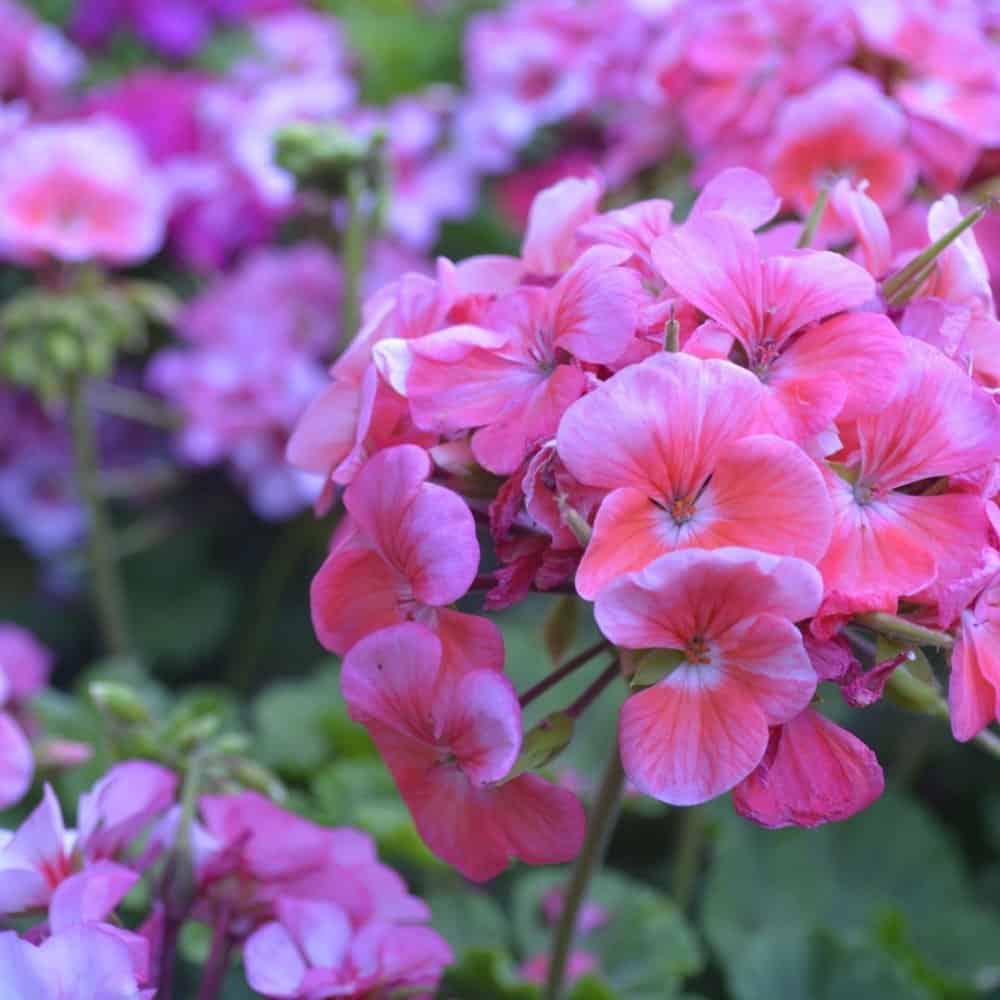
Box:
[89,680,152,723]
[274,122,384,199]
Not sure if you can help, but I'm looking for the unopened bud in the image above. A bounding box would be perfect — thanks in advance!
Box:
[89,681,152,724]
[231,759,285,800]
[275,122,377,198]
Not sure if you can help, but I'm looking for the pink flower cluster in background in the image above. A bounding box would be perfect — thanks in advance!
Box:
[292,164,1000,878]
[0,767,451,998]
[461,0,1000,229]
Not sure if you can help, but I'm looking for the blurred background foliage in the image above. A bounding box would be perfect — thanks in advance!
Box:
[3,1,999,998]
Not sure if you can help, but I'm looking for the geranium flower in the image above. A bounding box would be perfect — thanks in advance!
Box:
[595,548,822,805]
[341,623,585,881]
[557,352,833,598]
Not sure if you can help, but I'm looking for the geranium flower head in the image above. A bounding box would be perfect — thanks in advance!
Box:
[311,444,502,668]
[595,548,822,805]
[557,352,833,598]
[244,898,452,1000]
[341,623,585,881]
[0,120,167,265]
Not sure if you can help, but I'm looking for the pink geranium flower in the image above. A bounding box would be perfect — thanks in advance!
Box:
[817,339,1000,628]
[594,548,822,805]
[950,574,1000,741]
[652,210,904,443]
[244,898,452,999]
[768,70,917,224]
[732,708,885,828]
[0,120,168,265]
[341,623,585,881]
[195,791,428,936]
[0,762,176,917]
[557,352,833,599]
[0,924,153,999]
[377,246,642,474]
[0,624,52,808]
[311,444,502,668]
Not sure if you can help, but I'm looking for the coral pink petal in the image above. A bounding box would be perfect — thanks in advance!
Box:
[651,212,763,343]
[694,435,833,562]
[733,709,884,828]
[493,774,585,867]
[715,615,817,725]
[767,313,906,425]
[574,487,672,600]
[522,175,603,275]
[619,668,770,805]
[435,609,505,674]
[689,167,781,231]
[557,352,764,496]
[759,251,875,348]
[311,544,405,655]
[949,612,1000,741]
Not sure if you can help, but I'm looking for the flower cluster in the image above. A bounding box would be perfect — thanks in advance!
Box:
[460,0,1000,229]
[291,165,1000,878]
[0,766,451,998]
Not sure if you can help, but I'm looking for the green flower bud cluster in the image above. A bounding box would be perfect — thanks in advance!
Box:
[274,121,388,200]
[0,280,178,402]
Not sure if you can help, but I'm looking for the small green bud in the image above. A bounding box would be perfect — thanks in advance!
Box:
[230,759,286,800]
[89,680,152,724]
[274,122,377,198]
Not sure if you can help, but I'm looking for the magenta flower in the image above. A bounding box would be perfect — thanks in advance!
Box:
[595,548,822,805]
[244,898,452,999]
[950,574,1000,741]
[342,623,585,881]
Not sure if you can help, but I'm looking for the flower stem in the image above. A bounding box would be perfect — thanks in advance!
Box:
[855,612,954,649]
[796,186,830,248]
[520,640,611,708]
[545,739,626,1000]
[89,382,184,430]
[339,167,368,352]
[670,807,705,912]
[67,377,132,657]
[881,200,991,301]
[565,660,620,720]
[196,909,233,1000]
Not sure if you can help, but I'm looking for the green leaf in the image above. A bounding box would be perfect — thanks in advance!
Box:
[428,889,511,957]
[702,791,1000,999]
[544,595,580,663]
[568,975,621,1000]
[251,668,346,778]
[436,949,539,1000]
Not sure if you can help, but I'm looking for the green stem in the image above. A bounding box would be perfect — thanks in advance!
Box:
[340,167,368,352]
[67,378,132,657]
[855,612,954,650]
[881,201,990,301]
[226,517,316,690]
[519,640,611,708]
[89,382,184,430]
[671,807,705,912]
[796,186,830,248]
[545,740,626,1000]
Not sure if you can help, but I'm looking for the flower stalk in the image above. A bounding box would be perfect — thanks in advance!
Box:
[67,376,132,657]
[545,736,626,1000]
